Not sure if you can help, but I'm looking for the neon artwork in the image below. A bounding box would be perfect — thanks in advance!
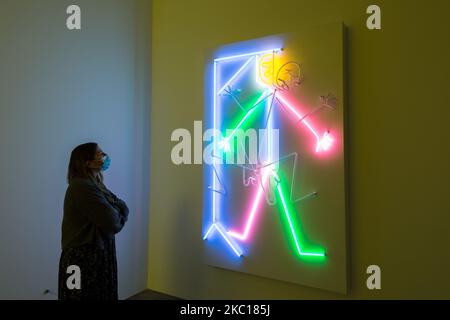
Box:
[214,49,282,63]
[204,45,335,259]
[217,57,254,95]
[256,54,277,86]
[228,172,269,241]
[276,181,326,257]
[203,223,243,257]
[219,90,273,152]
[276,93,334,153]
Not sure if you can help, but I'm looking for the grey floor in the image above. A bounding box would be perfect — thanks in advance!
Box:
[127,289,180,300]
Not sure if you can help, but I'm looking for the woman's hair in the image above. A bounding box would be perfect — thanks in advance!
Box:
[67,142,103,184]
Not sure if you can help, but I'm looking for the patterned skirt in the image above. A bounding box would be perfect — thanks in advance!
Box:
[58,239,118,300]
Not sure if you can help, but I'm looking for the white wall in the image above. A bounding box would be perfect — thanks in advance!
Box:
[0,0,151,299]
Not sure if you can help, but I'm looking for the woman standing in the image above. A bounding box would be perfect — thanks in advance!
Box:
[58,142,129,300]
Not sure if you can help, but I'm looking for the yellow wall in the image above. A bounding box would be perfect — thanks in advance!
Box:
[148,0,450,299]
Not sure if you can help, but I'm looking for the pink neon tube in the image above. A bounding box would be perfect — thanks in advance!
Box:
[228,173,269,241]
[276,93,333,152]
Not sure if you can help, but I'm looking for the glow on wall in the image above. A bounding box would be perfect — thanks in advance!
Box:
[203,23,348,294]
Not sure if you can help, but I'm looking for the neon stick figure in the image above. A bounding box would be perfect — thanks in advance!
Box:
[204,48,334,259]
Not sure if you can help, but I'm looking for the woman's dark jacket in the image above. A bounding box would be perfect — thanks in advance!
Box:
[61,177,129,250]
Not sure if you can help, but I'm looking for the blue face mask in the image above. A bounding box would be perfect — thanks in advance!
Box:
[101,155,111,172]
